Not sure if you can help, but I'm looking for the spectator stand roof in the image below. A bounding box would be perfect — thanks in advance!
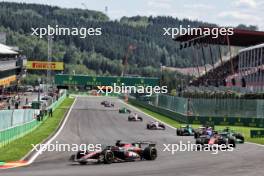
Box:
[0,43,18,55]
[175,28,264,47]
[174,28,264,86]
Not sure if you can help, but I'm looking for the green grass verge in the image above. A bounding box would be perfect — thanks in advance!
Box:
[130,103,264,145]
[0,97,74,162]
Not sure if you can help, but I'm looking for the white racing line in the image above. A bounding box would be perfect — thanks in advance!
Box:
[119,99,264,147]
[24,98,77,165]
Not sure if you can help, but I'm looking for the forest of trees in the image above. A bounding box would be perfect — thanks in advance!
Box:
[0,2,258,90]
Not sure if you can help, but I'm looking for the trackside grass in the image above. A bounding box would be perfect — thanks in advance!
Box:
[130,103,264,145]
[0,97,74,162]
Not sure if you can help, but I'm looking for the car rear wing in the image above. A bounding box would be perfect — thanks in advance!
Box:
[132,141,156,147]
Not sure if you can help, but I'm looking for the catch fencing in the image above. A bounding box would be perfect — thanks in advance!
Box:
[130,94,264,128]
[151,94,264,118]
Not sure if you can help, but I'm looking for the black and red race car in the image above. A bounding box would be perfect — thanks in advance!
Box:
[196,132,236,149]
[146,121,166,130]
[69,140,157,165]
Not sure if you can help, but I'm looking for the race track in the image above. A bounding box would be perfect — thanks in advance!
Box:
[1,97,264,176]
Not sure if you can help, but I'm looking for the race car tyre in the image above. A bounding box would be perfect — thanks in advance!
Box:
[235,134,245,143]
[194,133,199,139]
[79,161,88,165]
[160,124,166,130]
[103,151,114,164]
[143,147,157,160]
[176,129,181,136]
[147,124,150,129]
[69,154,75,161]
[228,139,236,148]
[195,139,201,145]
[138,117,143,121]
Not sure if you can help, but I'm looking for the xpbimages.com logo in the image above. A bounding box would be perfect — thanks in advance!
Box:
[31,25,102,38]
[163,25,234,39]
[97,83,168,96]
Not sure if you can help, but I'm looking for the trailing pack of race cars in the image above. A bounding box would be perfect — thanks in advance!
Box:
[69,100,245,165]
[177,125,245,148]
[101,100,245,146]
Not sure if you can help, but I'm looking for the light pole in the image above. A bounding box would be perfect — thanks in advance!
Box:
[38,78,41,103]
[160,63,163,87]
[47,35,53,94]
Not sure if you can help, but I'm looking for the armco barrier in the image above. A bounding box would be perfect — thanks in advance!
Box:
[129,98,264,128]
[129,98,187,123]
[0,91,67,148]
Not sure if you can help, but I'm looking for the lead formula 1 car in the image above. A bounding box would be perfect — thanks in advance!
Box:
[69,140,157,165]
[146,121,166,130]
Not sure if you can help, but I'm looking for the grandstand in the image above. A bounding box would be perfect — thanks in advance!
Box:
[175,28,264,93]
[237,43,264,92]
[0,43,25,93]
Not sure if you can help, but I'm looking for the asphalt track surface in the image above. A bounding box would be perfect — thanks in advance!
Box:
[1,97,264,176]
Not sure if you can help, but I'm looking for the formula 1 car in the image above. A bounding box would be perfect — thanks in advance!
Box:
[194,126,214,139]
[146,121,166,130]
[101,101,108,105]
[69,140,157,165]
[221,127,244,143]
[128,114,143,121]
[176,125,194,136]
[119,107,131,114]
[101,101,114,107]
[196,132,236,148]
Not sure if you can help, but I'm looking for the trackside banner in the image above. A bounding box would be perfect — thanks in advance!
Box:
[250,130,264,138]
[26,61,64,70]
[0,75,16,87]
